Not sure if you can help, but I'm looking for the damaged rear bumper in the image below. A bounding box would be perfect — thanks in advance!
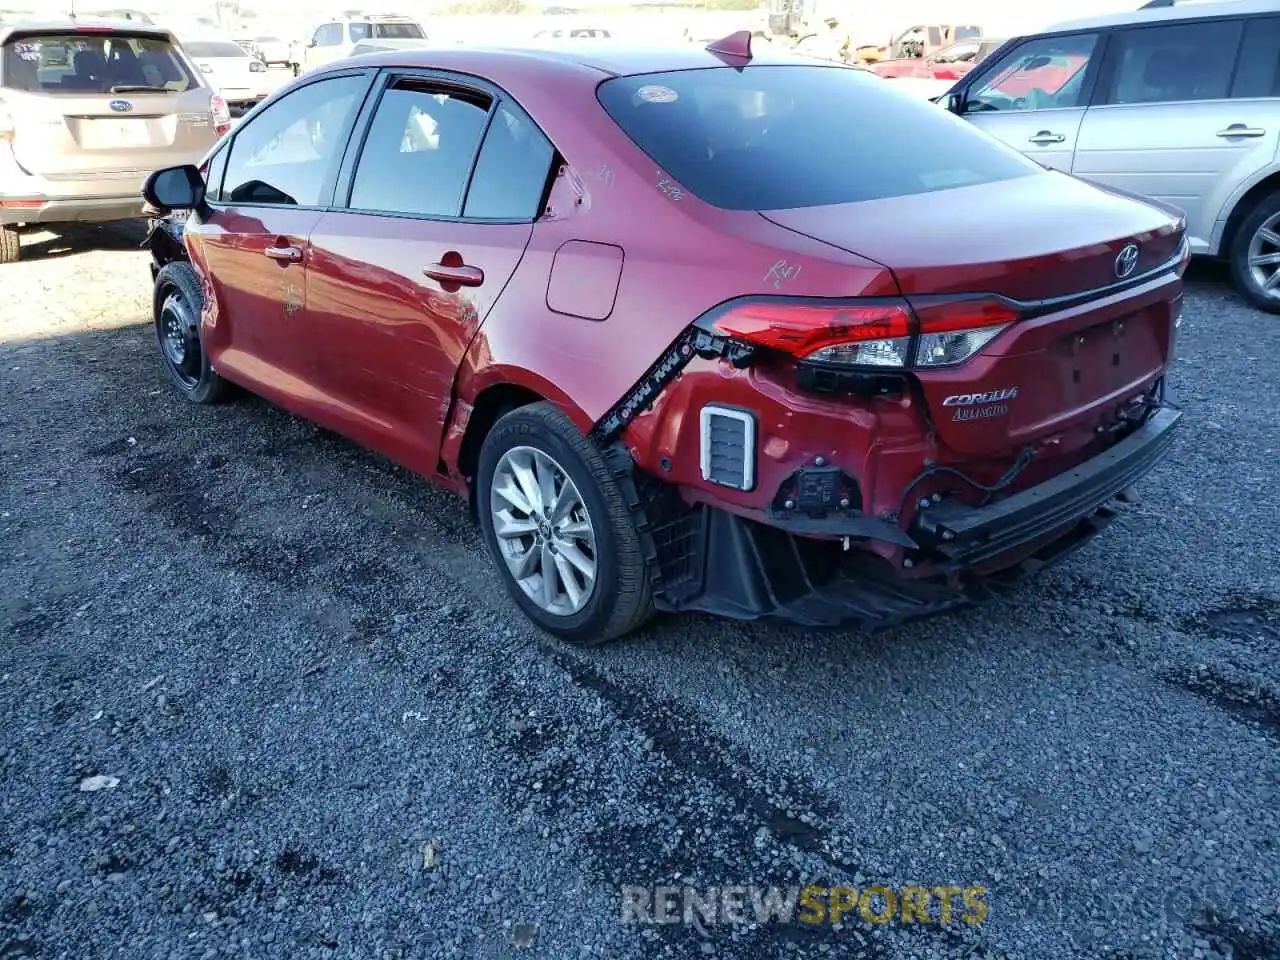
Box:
[625,406,1182,630]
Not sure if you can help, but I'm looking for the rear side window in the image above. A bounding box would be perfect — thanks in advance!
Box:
[349,82,490,217]
[357,22,425,40]
[1,31,197,94]
[1100,21,1244,105]
[1233,17,1280,99]
[597,65,1041,211]
[464,102,555,220]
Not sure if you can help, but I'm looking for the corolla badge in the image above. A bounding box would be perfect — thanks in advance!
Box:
[108,99,133,113]
[943,387,1018,422]
[1114,243,1140,279]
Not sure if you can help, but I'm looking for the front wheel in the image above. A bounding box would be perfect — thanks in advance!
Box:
[476,402,654,645]
[1229,192,1280,314]
[153,261,232,404]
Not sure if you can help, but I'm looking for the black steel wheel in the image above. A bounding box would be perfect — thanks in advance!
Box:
[153,261,232,404]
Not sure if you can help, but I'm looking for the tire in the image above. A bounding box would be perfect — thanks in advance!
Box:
[476,402,654,646]
[0,224,19,264]
[153,261,232,404]
[1229,191,1280,314]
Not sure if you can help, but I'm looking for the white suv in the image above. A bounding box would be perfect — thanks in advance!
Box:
[940,0,1280,311]
[296,14,426,74]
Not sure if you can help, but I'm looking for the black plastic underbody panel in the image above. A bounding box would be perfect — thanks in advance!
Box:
[649,504,1115,629]
[642,406,1181,630]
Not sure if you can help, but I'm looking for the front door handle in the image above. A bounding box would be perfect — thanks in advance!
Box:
[264,244,303,263]
[1028,130,1066,145]
[424,262,484,287]
[1216,124,1266,139]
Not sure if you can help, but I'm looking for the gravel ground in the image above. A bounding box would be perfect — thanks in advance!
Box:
[1,221,1278,960]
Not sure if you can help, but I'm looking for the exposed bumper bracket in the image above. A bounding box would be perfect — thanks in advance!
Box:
[914,406,1182,568]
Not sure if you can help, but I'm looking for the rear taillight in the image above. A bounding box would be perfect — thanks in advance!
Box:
[211,95,231,137]
[1175,234,1191,278]
[707,296,1017,370]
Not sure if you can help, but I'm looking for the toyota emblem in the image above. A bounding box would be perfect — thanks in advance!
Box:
[108,99,133,113]
[1114,243,1140,279]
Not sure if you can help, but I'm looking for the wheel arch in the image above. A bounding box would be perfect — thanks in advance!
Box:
[445,365,596,509]
[1217,167,1280,258]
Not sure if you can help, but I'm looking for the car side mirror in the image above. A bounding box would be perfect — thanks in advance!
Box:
[940,91,965,113]
[142,164,205,213]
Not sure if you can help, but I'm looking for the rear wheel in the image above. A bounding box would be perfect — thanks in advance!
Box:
[476,402,654,645]
[153,261,232,404]
[0,224,19,264]
[1229,192,1280,314]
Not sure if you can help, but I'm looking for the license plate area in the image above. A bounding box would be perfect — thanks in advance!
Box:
[1050,309,1163,402]
[79,118,152,149]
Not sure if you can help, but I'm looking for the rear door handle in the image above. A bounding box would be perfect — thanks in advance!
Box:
[1028,130,1066,145]
[424,262,484,287]
[264,244,303,263]
[1216,124,1266,138]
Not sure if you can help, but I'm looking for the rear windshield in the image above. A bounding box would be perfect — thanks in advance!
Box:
[184,41,248,58]
[1,31,197,94]
[349,21,425,41]
[597,65,1040,210]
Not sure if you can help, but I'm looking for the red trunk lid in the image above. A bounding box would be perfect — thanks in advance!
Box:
[761,172,1184,456]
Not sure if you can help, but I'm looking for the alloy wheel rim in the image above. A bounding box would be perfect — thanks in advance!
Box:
[489,445,598,617]
[1247,212,1280,300]
[158,289,202,389]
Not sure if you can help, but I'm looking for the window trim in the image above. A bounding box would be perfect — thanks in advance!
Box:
[333,66,559,226]
[207,68,378,214]
[1091,17,1247,108]
[958,29,1108,114]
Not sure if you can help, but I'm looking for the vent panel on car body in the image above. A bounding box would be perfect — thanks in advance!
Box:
[699,405,755,491]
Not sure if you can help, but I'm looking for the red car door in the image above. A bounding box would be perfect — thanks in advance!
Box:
[304,76,555,475]
[187,71,373,413]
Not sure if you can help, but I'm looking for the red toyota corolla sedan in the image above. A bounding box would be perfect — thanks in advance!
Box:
[141,34,1187,646]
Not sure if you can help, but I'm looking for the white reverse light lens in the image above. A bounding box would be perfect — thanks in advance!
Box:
[916,325,1010,368]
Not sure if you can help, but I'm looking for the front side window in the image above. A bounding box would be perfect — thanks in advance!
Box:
[598,65,1041,211]
[1101,21,1243,105]
[1,31,197,93]
[314,24,342,47]
[348,22,372,42]
[966,33,1097,112]
[222,74,366,207]
[349,82,490,217]
[204,144,229,202]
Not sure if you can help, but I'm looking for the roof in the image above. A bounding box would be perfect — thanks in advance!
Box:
[0,17,174,40]
[1044,0,1279,33]
[340,38,834,80]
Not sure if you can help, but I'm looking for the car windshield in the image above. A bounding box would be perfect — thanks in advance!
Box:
[184,41,248,59]
[597,65,1040,210]
[0,31,197,93]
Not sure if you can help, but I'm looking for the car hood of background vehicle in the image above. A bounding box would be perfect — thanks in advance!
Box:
[759,170,1183,302]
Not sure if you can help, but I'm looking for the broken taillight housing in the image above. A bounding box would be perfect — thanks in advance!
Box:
[706,296,1018,370]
